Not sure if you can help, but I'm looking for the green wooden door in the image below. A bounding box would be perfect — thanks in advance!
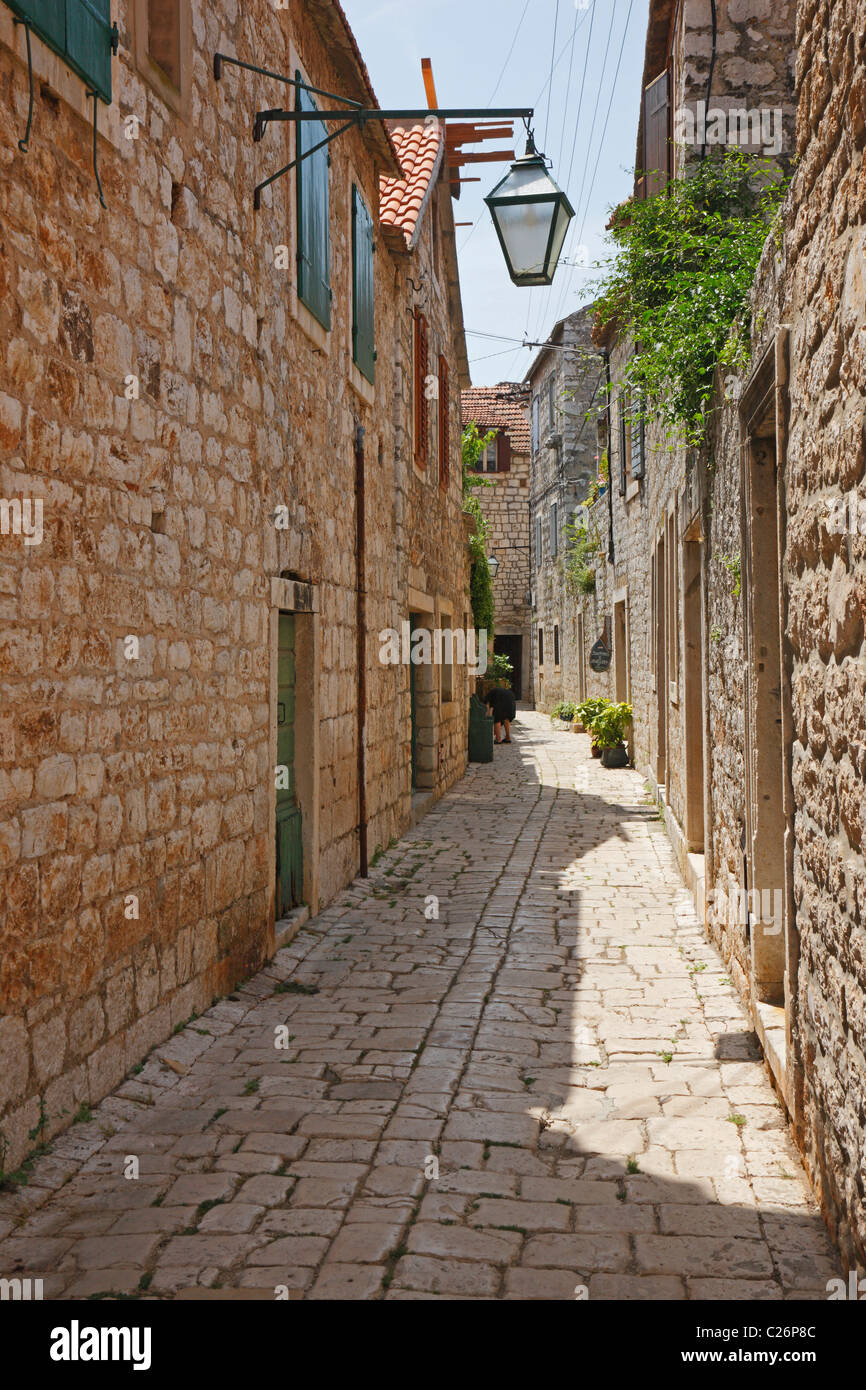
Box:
[276,613,303,916]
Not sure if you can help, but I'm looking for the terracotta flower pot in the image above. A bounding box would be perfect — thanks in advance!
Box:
[591,744,603,759]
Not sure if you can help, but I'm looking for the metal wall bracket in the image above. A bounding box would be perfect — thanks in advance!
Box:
[88,90,107,208]
[214,50,532,210]
[13,17,34,153]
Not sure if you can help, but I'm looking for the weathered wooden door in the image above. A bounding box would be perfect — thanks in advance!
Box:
[276,613,303,916]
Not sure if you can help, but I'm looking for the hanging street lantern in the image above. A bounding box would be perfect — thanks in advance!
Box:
[488,554,500,579]
[485,134,575,288]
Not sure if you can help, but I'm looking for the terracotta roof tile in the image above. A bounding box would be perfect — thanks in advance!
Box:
[461,385,531,454]
[379,122,444,249]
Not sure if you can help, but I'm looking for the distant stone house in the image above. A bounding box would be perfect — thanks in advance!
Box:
[0,0,470,1169]
[525,307,604,713]
[579,0,866,1271]
[460,384,531,699]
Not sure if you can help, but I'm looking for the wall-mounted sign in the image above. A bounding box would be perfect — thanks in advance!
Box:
[589,638,612,673]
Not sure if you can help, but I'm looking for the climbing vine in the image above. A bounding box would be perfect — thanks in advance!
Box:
[593,151,788,446]
[462,423,496,636]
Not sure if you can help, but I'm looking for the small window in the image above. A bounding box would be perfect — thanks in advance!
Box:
[413,312,429,469]
[475,436,498,473]
[554,625,560,668]
[618,390,633,494]
[550,502,559,559]
[440,617,453,703]
[134,0,189,114]
[438,356,450,489]
[535,513,544,568]
[297,76,332,330]
[547,375,556,430]
[538,628,545,668]
[147,0,180,87]
[531,397,540,454]
[352,186,375,384]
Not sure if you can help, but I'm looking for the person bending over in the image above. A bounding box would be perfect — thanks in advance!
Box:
[484,686,517,745]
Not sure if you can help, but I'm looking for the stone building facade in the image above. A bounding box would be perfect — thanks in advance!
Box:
[0,0,471,1171]
[460,384,531,699]
[566,0,866,1271]
[526,307,603,713]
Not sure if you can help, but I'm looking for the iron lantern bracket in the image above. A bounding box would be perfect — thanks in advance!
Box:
[214,52,533,210]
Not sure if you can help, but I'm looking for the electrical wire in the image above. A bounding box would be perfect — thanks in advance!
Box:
[543,0,560,153]
[550,0,634,330]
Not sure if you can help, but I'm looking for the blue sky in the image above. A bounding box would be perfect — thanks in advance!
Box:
[342,0,651,385]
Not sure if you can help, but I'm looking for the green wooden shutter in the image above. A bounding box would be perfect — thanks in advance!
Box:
[352,186,375,384]
[8,0,66,53]
[8,0,113,103]
[296,74,331,331]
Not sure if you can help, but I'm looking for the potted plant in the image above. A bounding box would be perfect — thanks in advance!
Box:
[551,700,576,729]
[575,698,610,754]
[591,701,634,768]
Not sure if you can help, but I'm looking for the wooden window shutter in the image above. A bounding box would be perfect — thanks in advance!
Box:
[352,186,375,383]
[414,311,429,468]
[496,432,511,472]
[631,390,646,480]
[9,0,66,54]
[531,397,539,453]
[438,355,449,488]
[296,75,331,330]
[11,0,114,103]
[642,69,670,199]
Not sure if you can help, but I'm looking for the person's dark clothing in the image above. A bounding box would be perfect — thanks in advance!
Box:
[485,687,517,723]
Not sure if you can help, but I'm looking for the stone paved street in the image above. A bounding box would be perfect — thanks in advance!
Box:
[0,713,841,1300]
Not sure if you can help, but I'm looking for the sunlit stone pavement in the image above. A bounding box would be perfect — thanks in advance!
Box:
[0,712,841,1300]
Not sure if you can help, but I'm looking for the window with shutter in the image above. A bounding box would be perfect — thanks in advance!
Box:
[618,390,632,494]
[535,513,543,568]
[641,69,670,199]
[9,0,115,103]
[631,389,646,480]
[550,502,559,559]
[538,628,544,668]
[531,397,539,454]
[438,355,449,489]
[496,432,511,472]
[296,75,331,331]
[352,186,375,384]
[554,625,560,667]
[413,311,429,469]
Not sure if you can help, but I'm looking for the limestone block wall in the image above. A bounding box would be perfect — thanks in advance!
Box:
[0,0,469,1172]
[529,306,601,713]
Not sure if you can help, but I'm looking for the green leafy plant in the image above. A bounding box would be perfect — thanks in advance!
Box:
[589,701,634,750]
[551,701,577,724]
[487,652,514,688]
[593,150,788,445]
[721,553,742,598]
[575,698,610,737]
[563,520,599,596]
[462,423,497,637]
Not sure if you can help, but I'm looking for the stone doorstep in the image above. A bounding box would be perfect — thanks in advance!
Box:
[754,1001,788,1100]
[273,905,310,954]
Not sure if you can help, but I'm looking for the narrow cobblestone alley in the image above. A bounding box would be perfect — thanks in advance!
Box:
[0,714,841,1301]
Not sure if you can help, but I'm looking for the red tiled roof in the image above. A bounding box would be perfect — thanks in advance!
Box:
[461,385,531,454]
[379,122,444,249]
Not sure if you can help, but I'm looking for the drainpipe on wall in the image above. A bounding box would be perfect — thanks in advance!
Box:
[354,421,368,878]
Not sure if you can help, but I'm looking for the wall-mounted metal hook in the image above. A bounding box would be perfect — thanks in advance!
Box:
[13,18,35,153]
[88,91,107,208]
